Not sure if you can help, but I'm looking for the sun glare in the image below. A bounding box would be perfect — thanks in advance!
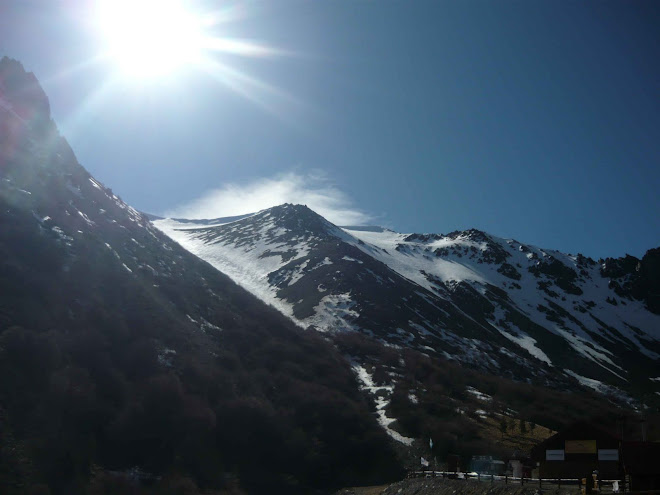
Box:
[97,0,205,80]
[81,0,300,119]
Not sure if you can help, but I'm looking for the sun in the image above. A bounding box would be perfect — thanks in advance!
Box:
[81,0,297,117]
[97,0,206,80]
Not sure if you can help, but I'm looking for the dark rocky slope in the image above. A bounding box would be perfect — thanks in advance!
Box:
[0,57,402,495]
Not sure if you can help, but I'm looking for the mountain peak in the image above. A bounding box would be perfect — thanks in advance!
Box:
[271,202,316,214]
[0,57,51,125]
[261,203,341,236]
[446,227,491,243]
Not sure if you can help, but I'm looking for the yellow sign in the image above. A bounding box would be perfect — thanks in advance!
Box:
[565,440,597,454]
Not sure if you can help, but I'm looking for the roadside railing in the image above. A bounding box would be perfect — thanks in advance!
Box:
[407,471,631,493]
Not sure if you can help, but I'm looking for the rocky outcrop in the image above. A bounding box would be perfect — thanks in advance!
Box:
[600,248,660,314]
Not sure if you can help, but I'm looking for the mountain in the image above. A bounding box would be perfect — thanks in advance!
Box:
[2,55,657,494]
[154,205,660,412]
[0,57,404,494]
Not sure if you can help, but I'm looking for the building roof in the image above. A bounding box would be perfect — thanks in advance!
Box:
[531,421,620,460]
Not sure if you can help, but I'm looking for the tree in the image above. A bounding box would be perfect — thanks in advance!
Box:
[499,418,508,438]
[519,418,527,435]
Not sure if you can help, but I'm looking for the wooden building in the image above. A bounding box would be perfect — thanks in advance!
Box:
[531,421,621,480]
[622,441,660,490]
[532,420,660,489]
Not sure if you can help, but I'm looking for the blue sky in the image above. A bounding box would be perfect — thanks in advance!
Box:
[1,0,658,259]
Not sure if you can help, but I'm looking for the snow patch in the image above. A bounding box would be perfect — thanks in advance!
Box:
[303,292,359,332]
[564,369,609,393]
[498,329,552,365]
[352,363,414,446]
[158,348,176,367]
[466,386,492,402]
[341,255,363,264]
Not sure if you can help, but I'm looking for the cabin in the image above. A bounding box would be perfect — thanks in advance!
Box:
[531,420,660,490]
[531,421,621,480]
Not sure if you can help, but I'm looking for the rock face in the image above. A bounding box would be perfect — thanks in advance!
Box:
[601,248,660,314]
[156,205,660,404]
[0,57,50,121]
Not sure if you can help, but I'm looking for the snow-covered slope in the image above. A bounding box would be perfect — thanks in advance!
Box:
[156,207,504,368]
[344,228,659,368]
[154,207,350,327]
[154,204,659,405]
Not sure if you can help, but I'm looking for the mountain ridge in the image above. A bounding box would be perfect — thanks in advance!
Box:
[154,203,660,407]
[2,56,658,494]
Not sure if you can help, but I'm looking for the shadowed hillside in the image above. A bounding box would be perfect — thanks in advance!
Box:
[0,56,403,495]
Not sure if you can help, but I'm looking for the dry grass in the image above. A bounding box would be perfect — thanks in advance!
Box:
[476,414,555,453]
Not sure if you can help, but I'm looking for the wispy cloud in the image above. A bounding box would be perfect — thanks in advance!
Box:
[165,172,374,225]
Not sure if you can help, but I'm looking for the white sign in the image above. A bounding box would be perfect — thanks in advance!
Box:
[546,449,565,461]
[598,449,619,461]
[421,457,429,467]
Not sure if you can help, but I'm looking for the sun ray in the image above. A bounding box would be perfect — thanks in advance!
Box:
[59,75,121,139]
[201,4,251,27]
[203,37,290,58]
[38,53,108,88]
[83,0,307,122]
[197,56,302,121]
